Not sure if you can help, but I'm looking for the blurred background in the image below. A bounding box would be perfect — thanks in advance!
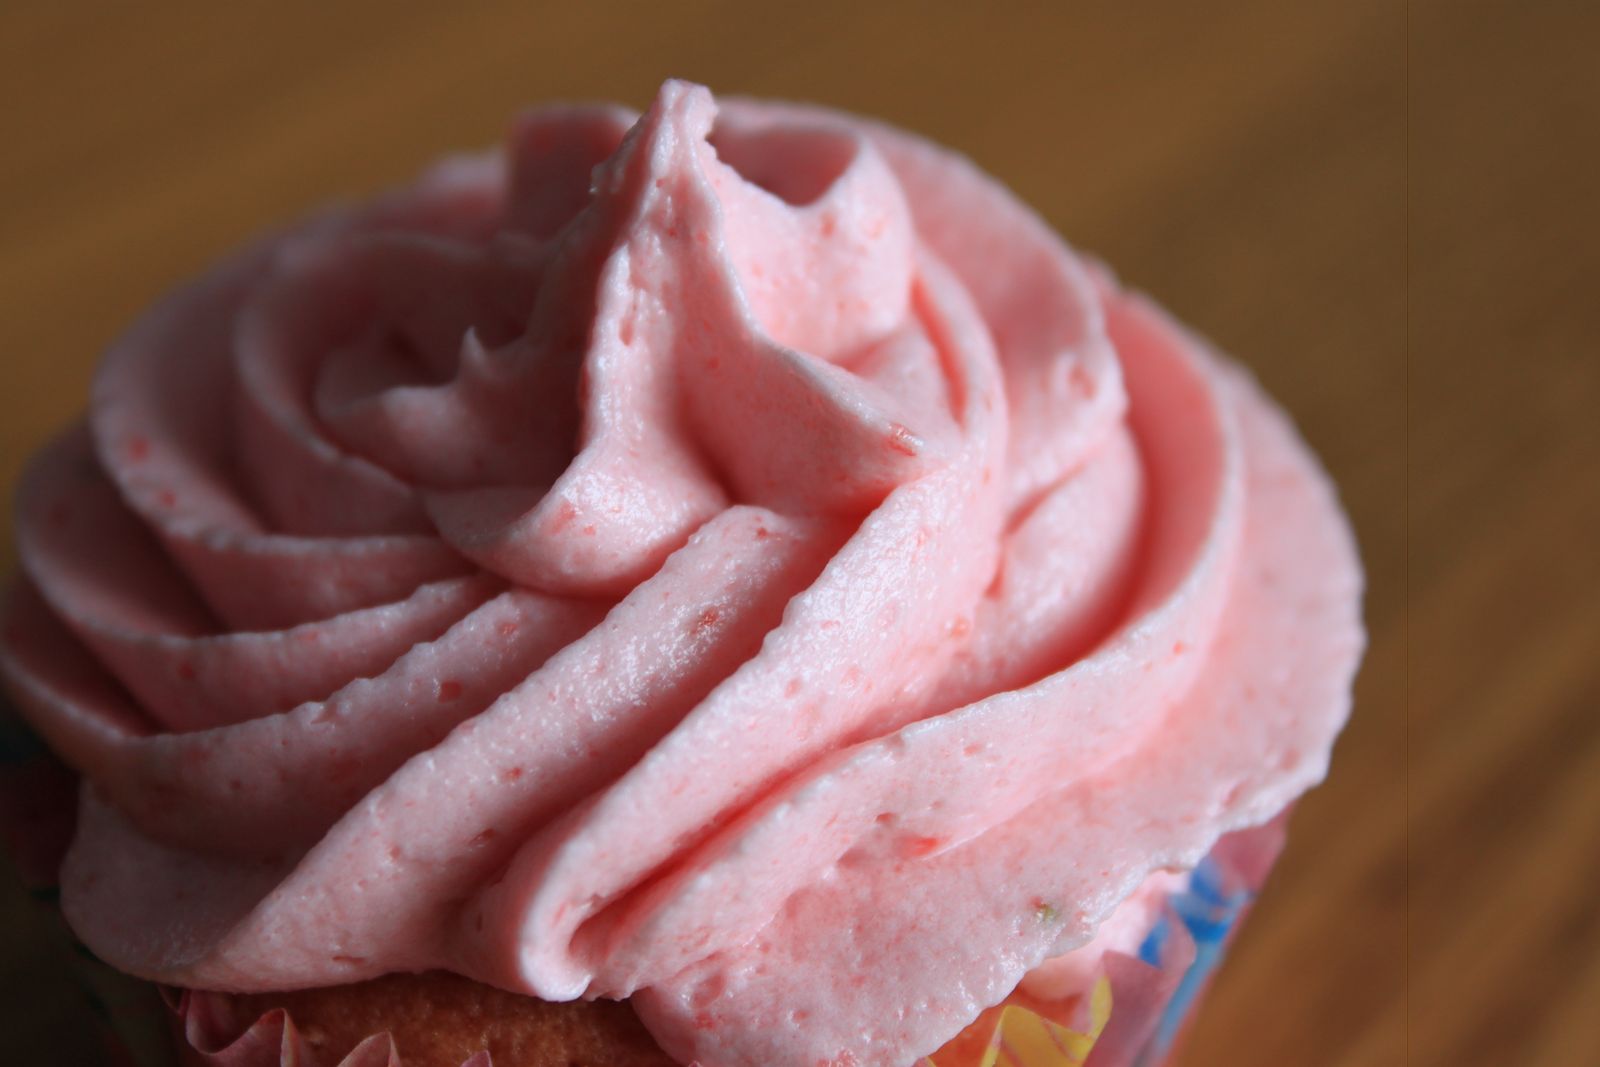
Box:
[0,2,1591,1065]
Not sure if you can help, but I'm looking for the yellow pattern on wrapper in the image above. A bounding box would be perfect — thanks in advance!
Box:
[918,976,1112,1067]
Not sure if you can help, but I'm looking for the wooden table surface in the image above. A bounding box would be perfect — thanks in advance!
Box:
[0,3,1591,1065]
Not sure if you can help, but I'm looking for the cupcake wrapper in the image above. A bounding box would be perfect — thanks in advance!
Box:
[1095,816,1284,1067]
[3,707,1284,1067]
[1,709,175,1067]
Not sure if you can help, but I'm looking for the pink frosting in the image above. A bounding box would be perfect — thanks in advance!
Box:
[0,81,1362,1067]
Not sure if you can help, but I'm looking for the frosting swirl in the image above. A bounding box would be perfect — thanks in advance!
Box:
[0,81,1362,1066]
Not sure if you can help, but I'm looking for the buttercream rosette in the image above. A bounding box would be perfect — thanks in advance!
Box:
[0,80,1362,1067]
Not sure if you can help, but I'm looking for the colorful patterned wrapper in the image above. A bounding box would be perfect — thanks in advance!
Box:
[2,707,1284,1067]
[917,814,1284,1067]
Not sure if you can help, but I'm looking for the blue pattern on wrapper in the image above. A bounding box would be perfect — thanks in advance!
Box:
[1132,856,1253,1066]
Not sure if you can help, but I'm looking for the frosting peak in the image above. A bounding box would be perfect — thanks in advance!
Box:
[0,81,1362,1067]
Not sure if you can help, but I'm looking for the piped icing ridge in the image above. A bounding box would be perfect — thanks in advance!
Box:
[0,81,1362,1067]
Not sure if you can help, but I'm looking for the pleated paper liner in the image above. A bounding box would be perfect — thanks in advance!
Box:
[2,706,1284,1067]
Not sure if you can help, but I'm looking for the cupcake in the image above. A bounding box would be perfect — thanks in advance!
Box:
[0,80,1363,1066]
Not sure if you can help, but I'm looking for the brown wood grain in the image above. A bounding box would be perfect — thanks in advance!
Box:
[0,2,1586,1065]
